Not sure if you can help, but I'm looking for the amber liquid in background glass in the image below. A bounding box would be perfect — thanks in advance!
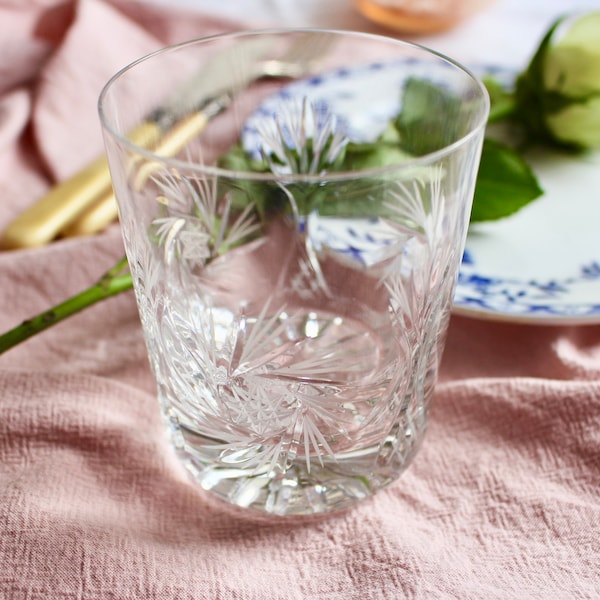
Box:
[355,0,495,33]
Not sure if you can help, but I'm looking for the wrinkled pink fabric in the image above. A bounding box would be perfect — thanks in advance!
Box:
[1,1,599,598]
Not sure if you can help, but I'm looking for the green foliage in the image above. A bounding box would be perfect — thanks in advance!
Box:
[218,77,544,224]
[470,138,543,222]
[393,77,466,155]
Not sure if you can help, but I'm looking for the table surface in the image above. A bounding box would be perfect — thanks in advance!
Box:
[0,1,599,598]
[148,0,600,66]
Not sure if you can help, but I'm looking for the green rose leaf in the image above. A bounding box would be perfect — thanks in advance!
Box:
[470,137,543,222]
[393,76,465,155]
[483,76,516,123]
[343,123,412,171]
[217,143,283,218]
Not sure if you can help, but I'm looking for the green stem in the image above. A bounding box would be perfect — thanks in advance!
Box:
[0,256,133,355]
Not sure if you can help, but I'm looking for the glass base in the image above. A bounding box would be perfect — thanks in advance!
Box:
[164,405,426,516]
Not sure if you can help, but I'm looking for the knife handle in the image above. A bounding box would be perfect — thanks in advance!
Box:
[133,110,210,190]
[59,185,117,238]
[61,110,211,238]
[0,121,163,250]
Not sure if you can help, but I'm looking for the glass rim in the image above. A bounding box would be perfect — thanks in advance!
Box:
[98,27,491,183]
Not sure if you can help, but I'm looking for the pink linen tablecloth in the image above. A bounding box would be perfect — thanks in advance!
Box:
[0,1,599,598]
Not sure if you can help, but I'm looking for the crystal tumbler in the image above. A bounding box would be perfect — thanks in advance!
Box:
[99,29,489,515]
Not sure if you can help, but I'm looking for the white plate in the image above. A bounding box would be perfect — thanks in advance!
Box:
[242,62,600,325]
[455,146,600,325]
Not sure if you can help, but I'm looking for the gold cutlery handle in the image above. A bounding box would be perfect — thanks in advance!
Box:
[59,185,117,238]
[0,121,163,249]
[61,111,211,238]
[133,111,210,189]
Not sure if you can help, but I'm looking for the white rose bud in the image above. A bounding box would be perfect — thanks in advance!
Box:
[516,12,600,150]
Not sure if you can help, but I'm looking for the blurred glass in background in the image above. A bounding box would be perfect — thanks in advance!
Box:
[355,0,497,33]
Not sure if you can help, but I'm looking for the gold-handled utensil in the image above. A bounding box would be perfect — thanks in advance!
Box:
[0,123,162,250]
[1,33,335,248]
[60,32,336,240]
[59,100,226,237]
[0,37,276,250]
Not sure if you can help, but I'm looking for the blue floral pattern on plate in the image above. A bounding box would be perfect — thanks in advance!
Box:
[455,254,600,323]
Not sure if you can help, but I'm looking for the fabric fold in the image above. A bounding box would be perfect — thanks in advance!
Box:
[33,0,164,179]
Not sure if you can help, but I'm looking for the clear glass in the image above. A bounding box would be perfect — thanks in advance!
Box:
[99,29,489,516]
